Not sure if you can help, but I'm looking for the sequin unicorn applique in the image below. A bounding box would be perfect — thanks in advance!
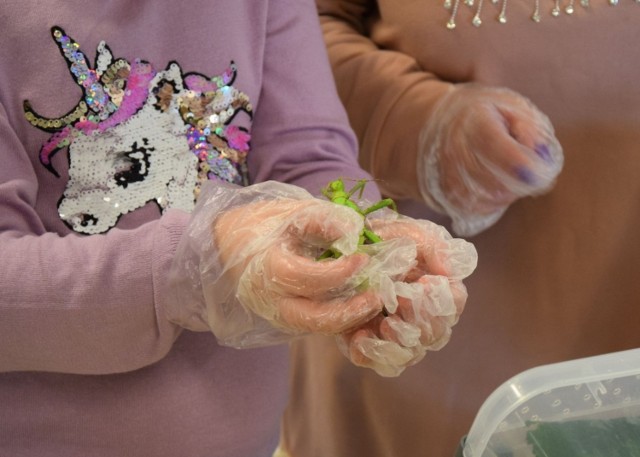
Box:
[24,26,253,234]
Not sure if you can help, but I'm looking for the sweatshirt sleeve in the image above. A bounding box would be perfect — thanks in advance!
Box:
[248,0,380,203]
[0,101,190,375]
[315,0,453,201]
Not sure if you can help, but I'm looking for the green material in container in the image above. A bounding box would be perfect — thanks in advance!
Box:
[526,417,640,457]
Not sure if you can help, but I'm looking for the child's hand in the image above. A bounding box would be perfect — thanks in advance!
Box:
[367,217,477,282]
[337,277,468,377]
[214,197,384,335]
[336,215,477,377]
[169,180,417,348]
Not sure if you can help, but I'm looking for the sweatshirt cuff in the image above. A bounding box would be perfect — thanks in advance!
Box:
[152,209,209,335]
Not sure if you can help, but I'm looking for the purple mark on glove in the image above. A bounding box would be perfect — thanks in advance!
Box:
[535,144,552,162]
[515,166,535,185]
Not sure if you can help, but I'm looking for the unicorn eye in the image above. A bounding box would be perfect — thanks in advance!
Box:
[79,213,99,228]
[60,211,99,231]
[113,139,154,188]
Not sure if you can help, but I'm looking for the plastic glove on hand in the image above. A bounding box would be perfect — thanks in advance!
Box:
[170,181,394,348]
[213,196,384,336]
[418,84,564,237]
[337,214,478,377]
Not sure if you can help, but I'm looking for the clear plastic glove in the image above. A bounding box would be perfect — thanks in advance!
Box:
[418,84,564,237]
[336,214,478,377]
[169,180,418,349]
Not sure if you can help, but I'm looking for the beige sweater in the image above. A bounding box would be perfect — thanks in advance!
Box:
[283,1,640,456]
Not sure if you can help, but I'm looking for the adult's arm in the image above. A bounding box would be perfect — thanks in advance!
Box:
[315,0,452,200]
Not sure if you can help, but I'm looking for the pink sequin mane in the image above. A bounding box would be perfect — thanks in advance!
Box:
[23,26,255,234]
[24,26,253,186]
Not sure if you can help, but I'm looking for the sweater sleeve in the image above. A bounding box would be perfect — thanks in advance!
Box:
[248,0,380,203]
[315,0,453,201]
[0,101,190,375]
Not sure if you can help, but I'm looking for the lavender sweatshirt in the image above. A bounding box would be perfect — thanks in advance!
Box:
[0,1,375,455]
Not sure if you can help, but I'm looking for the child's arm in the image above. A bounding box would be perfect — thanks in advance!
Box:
[0,102,190,375]
[247,0,379,201]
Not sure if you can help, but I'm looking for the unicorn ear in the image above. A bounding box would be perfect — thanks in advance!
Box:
[95,41,114,76]
[148,62,185,112]
[152,80,179,113]
[151,61,185,93]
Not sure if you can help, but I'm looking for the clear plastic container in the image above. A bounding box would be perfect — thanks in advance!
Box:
[460,348,640,457]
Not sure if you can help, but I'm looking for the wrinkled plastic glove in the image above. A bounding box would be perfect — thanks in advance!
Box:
[336,215,478,377]
[418,84,564,237]
[169,181,417,349]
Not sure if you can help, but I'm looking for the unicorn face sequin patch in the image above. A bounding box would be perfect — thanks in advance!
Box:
[24,26,253,234]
